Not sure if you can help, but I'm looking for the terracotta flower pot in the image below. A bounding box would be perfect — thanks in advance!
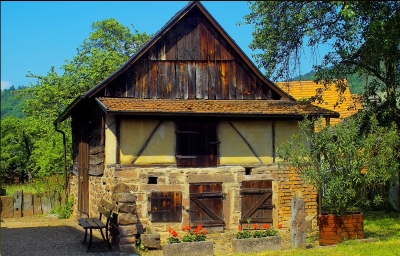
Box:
[318,212,364,246]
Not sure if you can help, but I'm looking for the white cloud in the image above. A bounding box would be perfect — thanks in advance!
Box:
[1,80,12,90]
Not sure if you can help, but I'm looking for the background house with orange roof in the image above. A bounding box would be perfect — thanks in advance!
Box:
[276,80,362,126]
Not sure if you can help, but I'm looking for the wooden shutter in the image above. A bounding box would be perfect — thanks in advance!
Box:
[176,121,218,167]
[189,183,224,228]
[241,180,273,225]
[149,191,182,222]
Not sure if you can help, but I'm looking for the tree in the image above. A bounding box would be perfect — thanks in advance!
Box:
[8,18,151,180]
[1,117,34,183]
[243,1,399,122]
[244,0,400,210]
[278,113,399,215]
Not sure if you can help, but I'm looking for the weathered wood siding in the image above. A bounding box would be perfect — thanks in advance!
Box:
[72,101,105,176]
[104,8,279,100]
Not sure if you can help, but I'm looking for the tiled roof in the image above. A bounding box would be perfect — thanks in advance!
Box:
[96,97,339,118]
[276,81,362,125]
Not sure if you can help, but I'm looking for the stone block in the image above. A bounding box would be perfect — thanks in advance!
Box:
[13,191,22,217]
[232,236,281,253]
[118,213,138,225]
[1,196,14,218]
[23,193,34,216]
[117,243,139,254]
[290,192,306,249]
[112,193,137,203]
[141,226,161,249]
[187,173,235,183]
[114,183,138,193]
[118,203,137,213]
[119,235,137,244]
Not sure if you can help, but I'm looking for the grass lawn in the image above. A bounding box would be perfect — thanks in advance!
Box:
[217,211,400,256]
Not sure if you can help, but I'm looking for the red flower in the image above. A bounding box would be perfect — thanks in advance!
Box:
[168,227,173,232]
[182,226,190,231]
[197,225,203,230]
[238,225,242,231]
[278,224,283,229]
[194,228,199,235]
[245,224,249,227]
[171,230,178,237]
[202,229,207,235]
[253,224,258,229]
[262,223,269,229]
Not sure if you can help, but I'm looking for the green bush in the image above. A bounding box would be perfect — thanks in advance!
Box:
[52,197,73,219]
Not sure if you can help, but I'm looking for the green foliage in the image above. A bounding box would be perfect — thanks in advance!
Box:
[244,1,400,127]
[1,86,28,119]
[51,197,73,219]
[278,112,399,215]
[236,219,278,239]
[1,18,151,181]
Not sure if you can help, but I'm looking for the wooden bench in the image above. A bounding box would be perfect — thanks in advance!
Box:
[78,199,115,252]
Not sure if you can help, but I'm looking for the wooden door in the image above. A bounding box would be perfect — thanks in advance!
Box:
[189,183,224,228]
[240,180,273,225]
[78,123,89,216]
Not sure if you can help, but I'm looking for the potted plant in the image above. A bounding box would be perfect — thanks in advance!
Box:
[278,113,399,245]
[232,219,281,253]
[163,225,213,256]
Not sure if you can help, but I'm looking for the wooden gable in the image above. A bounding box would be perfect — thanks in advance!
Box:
[87,1,292,101]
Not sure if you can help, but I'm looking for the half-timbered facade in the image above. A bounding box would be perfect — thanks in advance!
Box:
[55,1,339,251]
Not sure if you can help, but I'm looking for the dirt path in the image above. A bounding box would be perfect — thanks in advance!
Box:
[1,216,319,256]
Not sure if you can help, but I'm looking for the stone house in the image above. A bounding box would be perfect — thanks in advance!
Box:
[54,1,339,251]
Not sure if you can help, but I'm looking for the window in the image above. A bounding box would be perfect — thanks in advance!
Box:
[175,120,218,167]
[150,191,182,222]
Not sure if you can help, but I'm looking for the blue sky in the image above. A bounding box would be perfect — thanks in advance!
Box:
[1,1,318,91]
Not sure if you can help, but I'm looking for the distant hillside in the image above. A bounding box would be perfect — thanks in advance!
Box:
[1,86,27,119]
[289,70,366,94]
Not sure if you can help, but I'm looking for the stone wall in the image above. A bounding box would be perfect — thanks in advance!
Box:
[69,164,317,252]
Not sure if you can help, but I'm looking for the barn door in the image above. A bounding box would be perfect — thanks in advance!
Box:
[78,123,89,216]
[189,183,224,229]
[241,180,273,225]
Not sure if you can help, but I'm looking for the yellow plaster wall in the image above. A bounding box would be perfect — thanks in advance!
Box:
[219,120,273,165]
[105,115,117,165]
[274,120,304,162]
[119,120,175,165]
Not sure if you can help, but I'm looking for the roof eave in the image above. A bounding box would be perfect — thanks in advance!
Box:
[53,95,85,125]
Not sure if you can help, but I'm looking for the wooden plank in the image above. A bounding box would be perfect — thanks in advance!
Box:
[208,62,216,99]
[201,62,209,99]
[215,61,222,99]
[165,27,177,60]
[228,61,236,99]
[241,192,272,220]
[195,63,203,99]
[221,62,229,99]
[199,17,208,60]
[191,197,223,221]
[190,16,200,60]
[176,62,186,99]
[100,199,114,211]
[206,21,215,61]
[187,62,196,99]
[135,60,142,98]
[148,61,158,98]
[177,19,186,60]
